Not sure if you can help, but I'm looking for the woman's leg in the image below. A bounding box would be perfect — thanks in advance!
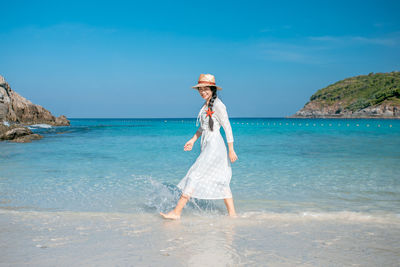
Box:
[224,197,237,217]
[160,194,190,220]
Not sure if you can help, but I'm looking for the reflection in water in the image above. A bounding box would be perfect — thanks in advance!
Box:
[160,217,240,266]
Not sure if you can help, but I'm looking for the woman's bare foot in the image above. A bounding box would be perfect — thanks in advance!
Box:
[160,210,181,220]
[228,212,238,218]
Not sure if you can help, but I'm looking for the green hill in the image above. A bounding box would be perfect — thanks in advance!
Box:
[309,71,400,111]
[290,71,400,118]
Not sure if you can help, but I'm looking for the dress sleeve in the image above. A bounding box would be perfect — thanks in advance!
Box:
[196,126,203,136]
[214,101,234,143]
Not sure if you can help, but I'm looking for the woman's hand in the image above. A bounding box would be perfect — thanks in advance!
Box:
[229,150,238,163]
[184,139,195,151]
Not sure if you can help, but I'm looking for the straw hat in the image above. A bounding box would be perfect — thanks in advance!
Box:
[192,73,222,90]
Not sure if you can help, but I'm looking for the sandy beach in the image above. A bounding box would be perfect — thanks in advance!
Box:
[1,209,399,266]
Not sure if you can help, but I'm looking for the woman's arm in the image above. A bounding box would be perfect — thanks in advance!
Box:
[227,141,234,151]
[214,101,234,145]
[192,126,202,142]
[215,101,238,162]
[184,126,202,151]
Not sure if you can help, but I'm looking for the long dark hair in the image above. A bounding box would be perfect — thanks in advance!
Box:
[207,86,218,131]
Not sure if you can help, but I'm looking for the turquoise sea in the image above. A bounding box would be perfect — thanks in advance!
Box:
[1,118,399,215]
[1,118,400,266]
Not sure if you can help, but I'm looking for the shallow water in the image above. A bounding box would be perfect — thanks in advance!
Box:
[1,118,399,215]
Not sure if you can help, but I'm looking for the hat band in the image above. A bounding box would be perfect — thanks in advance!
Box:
[198,81,216,85]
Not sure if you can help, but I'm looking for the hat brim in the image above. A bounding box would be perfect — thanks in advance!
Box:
[192,84,222,90]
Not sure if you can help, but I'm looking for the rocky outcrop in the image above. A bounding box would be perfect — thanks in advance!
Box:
[288,72,400,119]
[290,99,399,118]
[0,75,70,125]
[0,124,43,143]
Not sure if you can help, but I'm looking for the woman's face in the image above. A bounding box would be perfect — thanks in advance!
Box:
[197,86,212,101]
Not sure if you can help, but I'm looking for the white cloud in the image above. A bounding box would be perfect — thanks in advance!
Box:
[308,33,400,47]
[254,42,328,64]
[248,32,400,64]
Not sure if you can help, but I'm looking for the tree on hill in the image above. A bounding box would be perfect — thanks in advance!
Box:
[307,71,400,112]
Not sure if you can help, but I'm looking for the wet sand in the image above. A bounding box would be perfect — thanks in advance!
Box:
[1,209,399,266]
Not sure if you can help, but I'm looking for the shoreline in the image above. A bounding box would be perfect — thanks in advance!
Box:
[2,208,400,225]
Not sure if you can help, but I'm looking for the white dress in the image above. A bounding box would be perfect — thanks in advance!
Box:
[177,97,234,199]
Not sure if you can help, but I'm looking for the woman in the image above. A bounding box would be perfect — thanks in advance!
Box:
[160,73,238,220]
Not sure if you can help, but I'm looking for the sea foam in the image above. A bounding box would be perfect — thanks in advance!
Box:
[29,123,53,129]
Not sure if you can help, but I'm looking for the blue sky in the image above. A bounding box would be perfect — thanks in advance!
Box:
[1,0,399,118]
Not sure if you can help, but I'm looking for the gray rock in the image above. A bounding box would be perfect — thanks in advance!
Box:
[0,75,5,85]
[289,101,400,119]
[0,75,70,126]
[1,127,32,140]
[0,124,44,143]
[0,103,8,121]
[11,133,43,143]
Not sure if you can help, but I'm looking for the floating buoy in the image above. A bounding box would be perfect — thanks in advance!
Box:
[221,120,393,129]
